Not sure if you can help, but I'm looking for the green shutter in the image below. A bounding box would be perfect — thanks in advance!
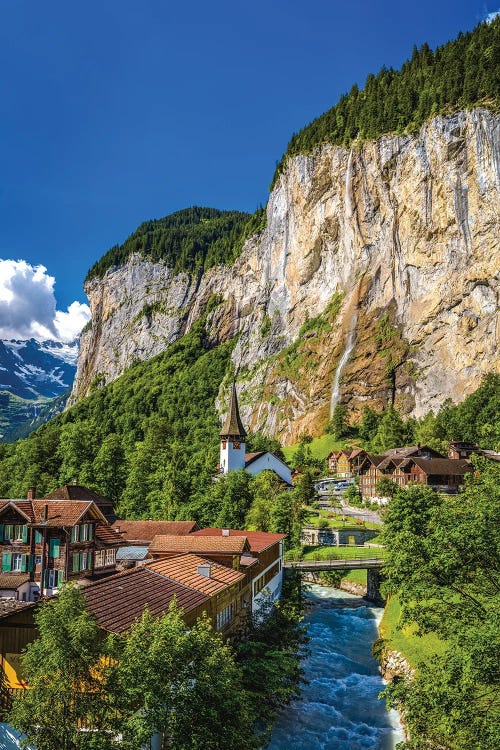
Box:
[58,570,64,587]
[71,526,78,543]
[88,524,93,541]
[0,524,4,542]
[88,551,93,569]
[20,554,27,573]
[35,530,42,544]
[72,553,80,573]
[49,538,60,559]
[2,553,12,572]
[79,525,85,542]
[21,526,28,543]
[28,554,35,573]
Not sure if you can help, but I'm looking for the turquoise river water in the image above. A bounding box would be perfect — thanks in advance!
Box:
[268,584,404,750]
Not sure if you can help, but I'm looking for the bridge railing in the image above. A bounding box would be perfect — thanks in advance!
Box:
[285,544,387,563]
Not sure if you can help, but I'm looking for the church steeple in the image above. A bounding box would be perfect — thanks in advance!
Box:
[220,381,247,440]
[219,381,246,473]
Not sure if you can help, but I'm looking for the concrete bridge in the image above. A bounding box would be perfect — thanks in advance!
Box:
[284,556,384,602]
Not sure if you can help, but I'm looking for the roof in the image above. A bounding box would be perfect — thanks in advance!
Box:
[409,457,472,475]
[191,528,286,553]
[0,599,36,621]
[380,445,444,458]
[478,450,500,462]
[116,546,149,561]
[31,500,107,527]
[83,567,208,633]
[240,555,259,568]
[113,520,196,543]
[95,524,127,547]
[147,554,245,596]
[0,499,108,527]
[44,485,112,504]
[220,381,247,438]
[149,534,250,555]
[0,573,30,589]
[244,451,265,465]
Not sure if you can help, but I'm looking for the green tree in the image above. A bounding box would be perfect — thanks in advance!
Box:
[325,404,349,439]
[109,605,256,750]
[9,585,114,750]
[92,433,126,502]
[381,461,500,750]
[369,406,409,454]
[374,476,398,498]
[358,406,383,442]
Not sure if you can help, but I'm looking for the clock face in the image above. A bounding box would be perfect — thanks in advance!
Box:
[233,441,241,450]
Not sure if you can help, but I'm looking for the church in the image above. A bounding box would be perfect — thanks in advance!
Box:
[219,383,293,485]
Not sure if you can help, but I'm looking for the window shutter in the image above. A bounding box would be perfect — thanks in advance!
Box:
[49,538,60,559]
[28,554,35,573]
[21,526,28,543]
[58,570,64,587]
[35,530,42,544]
[88,551,93,569]
[0,525,4,542]
[88,524,93,541]
[2,553,12,572]
[71,526,78,543]
[72,553,80,573]
[20,554,27,573]
[79,525,85,542]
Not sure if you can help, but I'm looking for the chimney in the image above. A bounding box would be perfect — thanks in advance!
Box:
[221,529,230,537]
[197,564,211,578]
[115,526,120,534]
[27,486,36,500]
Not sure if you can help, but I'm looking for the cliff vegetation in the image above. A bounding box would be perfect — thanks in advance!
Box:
[273,17,500,185]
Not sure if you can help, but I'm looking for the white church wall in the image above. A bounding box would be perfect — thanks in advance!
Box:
[245,453,292,484]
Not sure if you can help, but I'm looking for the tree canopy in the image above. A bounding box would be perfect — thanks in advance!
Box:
[272,17,500,187]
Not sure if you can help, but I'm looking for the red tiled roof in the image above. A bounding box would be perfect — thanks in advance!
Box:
[147,554,245,596]
[240,555,259,568]
[31,500,107,527]
[149,534,250,555]
[113,520,196,542]
[95,524,127,547]
[83,567,208,633]
[191,528,285,553]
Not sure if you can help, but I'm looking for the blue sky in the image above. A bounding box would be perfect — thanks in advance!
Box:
[0,0,497,338]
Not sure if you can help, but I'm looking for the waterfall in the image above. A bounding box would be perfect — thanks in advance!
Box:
[330,316,357,417]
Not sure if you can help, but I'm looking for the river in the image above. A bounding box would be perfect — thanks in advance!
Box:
[268,585,404,750]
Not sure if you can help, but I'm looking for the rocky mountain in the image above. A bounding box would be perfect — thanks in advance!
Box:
[71,108,499,445]
[0,339,77,439]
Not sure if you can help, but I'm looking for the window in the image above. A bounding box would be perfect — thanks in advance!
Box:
[35,530,43,544]
[45,569,61,589]
[71,526,79,543]
[216,603,236,630]
[81,552,88,570]
[35,555,42,566]
[105,549,116,566]
[4,525,13,541]
[12,554,22,572]
[95,550,105,568]
[80,524,89,542]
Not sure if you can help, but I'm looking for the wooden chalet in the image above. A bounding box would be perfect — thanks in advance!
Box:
[148,533,251,569]
[111,520,196,546]
[0,490,126,600]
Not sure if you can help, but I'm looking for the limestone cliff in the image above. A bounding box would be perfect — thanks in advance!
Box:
[71,109,500,443]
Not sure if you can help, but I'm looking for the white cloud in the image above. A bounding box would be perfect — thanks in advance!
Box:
[0,259,90,343]
[485,9,500,22]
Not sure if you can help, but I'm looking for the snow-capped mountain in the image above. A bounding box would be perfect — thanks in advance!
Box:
[0,339,77,440]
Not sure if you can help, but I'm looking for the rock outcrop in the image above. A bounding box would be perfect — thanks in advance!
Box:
[71,109,500,443]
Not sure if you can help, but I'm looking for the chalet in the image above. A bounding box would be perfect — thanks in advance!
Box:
[190,528,285,611]
[447,441,477,459]
[219,383,292,485]
[326,449,368,478]
[358,453,472,498]
[147,554,250,634]
[0,495,125,600]
[44,484,116,523]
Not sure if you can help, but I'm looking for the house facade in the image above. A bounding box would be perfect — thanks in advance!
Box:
[0,493,125,600]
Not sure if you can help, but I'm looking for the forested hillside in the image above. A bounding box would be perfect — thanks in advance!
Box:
[273,17,499,185]
[86,206,266,281]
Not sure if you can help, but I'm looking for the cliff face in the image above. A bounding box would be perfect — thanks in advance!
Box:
[71,110,500,443]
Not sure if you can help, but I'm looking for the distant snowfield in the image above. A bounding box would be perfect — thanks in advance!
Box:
[0,722,32,749]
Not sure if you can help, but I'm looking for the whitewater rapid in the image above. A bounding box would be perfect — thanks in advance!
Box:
[268,585,404,750]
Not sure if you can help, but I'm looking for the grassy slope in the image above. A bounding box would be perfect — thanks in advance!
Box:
[282,434,351,463]
[379,595,445,667]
